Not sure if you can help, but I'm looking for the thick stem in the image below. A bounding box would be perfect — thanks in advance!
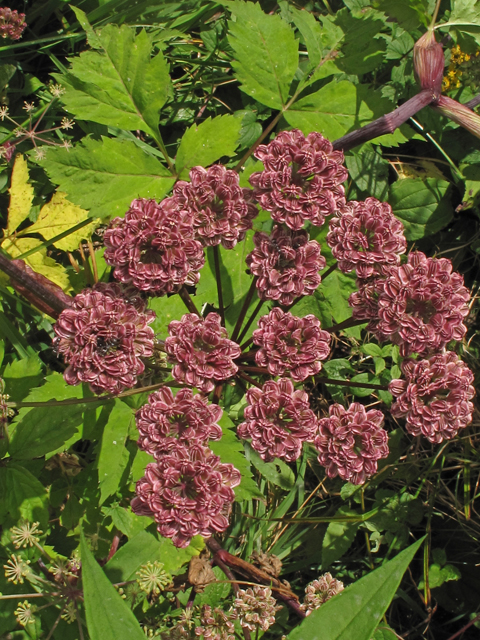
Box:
[326,316,366,333]
[213,245,225,326]
[315,376,388,391]
[210,553,252,640]
[236,370,262,388]
[332,89,435,152]
[178,286,201,316]
[236,298,264,345]
[321,262,338,281]
[231,277,258,342]
[465,94,480,110]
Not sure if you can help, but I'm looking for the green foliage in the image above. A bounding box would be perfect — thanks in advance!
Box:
[227,0,299,109]
[0,463,49,527]
[40,137,175,219]
[288,538,424,640]
[322,507,360,569]
[80,532,147,640]
[244,442,296,490]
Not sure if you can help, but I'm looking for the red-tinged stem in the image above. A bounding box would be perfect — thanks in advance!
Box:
[0,252,71,317]
[213,245,225,326]
[445,613,480,640]
[206,538,306,620]
[236,371,262,388]
[326,317,367,333]
[107,534,121,561]
[465,94,480,109]
[178,286,201,316]
[238,364,269,375]
[232,277,258,342]
[240,336,254,351]
[212,383,223,404]
[236,298,264,345]
[332,89,435,152]
[315,376,388,391]
[321,262,338,281]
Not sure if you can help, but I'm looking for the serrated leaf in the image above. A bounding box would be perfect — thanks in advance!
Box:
[80,531,146,640]
[389,178,452,240]
[2,356,43,402]
[334,9,387,75]
[103,504,151,539]
[285,81,373,140]
[442,0,480,45]
[98,399,133,504]
[40,137,175,219]
[176,115,242,179]
[6,155,34,236]
[228,0,299,109]
[0,463,49,527]
[373,0,429,30]
[58,20,171,139]
[27,192,98,252]
[288,538,424,640]
[210,413,263,501]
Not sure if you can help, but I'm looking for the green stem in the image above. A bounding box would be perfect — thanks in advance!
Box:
[430,0,443,29]
[14,218,95,261]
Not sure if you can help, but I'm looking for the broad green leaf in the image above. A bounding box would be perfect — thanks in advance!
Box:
[149,294,188,335]
[389,178,452,240]
[285,81,373,140]
[27,192,98,252]
[103,503,151,539]
[40,137,175,219]
[228,0,299,109]
[373,0,429,30]
[210,413,263,501]
[130,448,155,483]
[0,463,49,527]
[58,21,171,140]
[2,356,43,402]
[98,399,133,504]
[105,530,202,583]
[9,403,84,460]
[443,0,480,46]
[244,443,295,490]
[194,566,231,607]
[80,532,146,640]
[0,63,16,90]
[334,9,387,75]
[288,537,424,640]
[322,508,360,569]
[6,155,34,236]
[372,627,399,640]
[175,115,242,179]
[345,147,389,200]
[2,236,72,292]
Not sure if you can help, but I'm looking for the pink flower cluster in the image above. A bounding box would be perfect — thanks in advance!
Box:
[252,308,331,380]
[314,403,389,485]
[0,8,26,40]
[132,443,241,548]
[249,129,347,230]
[136,387,223,457]
[104,198,204,295]
[233,586,281,632]
[301,573,344,615]
[246,225,325,306]
[237,378,317,462]
[174,165,258,249]
[327,198,406,277]
[53,283,155,395]
[165,313,241,393]
[389,352,475,443]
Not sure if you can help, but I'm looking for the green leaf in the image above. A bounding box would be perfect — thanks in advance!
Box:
[2,356,43,402]
[373,0,429,31]
[9,403,84,460]
[345,147,389,200]
[372,627,399,640]
[288,537,424,640]
[103,504,151,539]
[97,399,133,504]
[228,0,299,109]
[443,0,480,45]
[389,178,452,240]
[40,137,175,219]
[0,463,49,527]
[210,413,263,501]
[244,442,295,490]
[285,81,373,140]
[80,531,146,640]
[149,294,189,335]
[5,155,34,236]
[58,20,171,140]
[290,7,335,71]
[334,9,387,75]
[0,63,16,90]
[322,508,360,569]
[176,115,242,179]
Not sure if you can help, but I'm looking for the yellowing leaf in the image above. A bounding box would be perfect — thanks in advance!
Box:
[2,237,72,292]
[28,192,98,252]
[6,155,34,236]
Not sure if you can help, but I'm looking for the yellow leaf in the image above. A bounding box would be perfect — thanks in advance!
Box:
[2,237,72,293]
[6,155,34,236]
[27,192,98,252]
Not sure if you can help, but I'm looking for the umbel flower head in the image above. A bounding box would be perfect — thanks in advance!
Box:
[103,197,205,295]
[233,585,281,632]
[376,252,470,356]
[249,129,347,230]
[165,313,241,393]
[301,573,345,615]
[0,7,26,40]
[327,198,407,277]
[237,378,318,462]
[389,351,475,443]
[53,282,155,395]
[0,377,13,433]
[246,225,326,306]
[252,308,331,381]
[173,165,258,249]
[132,442,241,548]
[315,402,389,485]
[136,561,171,595]
[136,387,223,458]
[195,605,236,640]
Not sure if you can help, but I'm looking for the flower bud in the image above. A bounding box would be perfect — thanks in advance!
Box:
[432,95,480,139]
[413,29,444,95]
